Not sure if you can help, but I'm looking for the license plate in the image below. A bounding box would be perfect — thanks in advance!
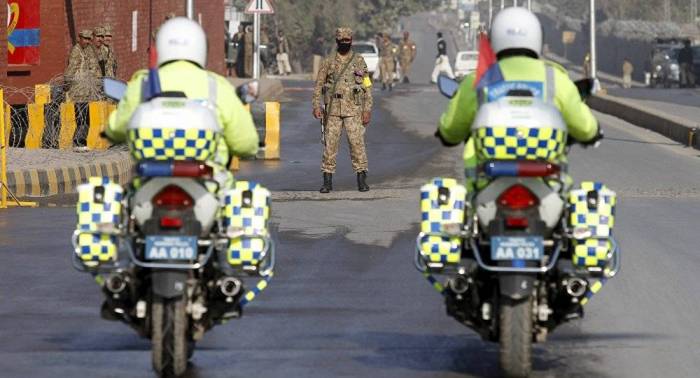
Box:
[490,236,544,261]
[145,236,198,260]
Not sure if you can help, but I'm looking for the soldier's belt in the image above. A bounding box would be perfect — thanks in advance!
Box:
[332,93,343,99]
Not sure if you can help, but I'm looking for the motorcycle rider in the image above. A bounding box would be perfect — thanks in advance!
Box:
[436,7,600,193]
[106,17,259,184]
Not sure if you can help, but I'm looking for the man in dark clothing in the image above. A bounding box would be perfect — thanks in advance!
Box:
[431,31,454,83]
[678,40,695,88]
[312,37,325,80]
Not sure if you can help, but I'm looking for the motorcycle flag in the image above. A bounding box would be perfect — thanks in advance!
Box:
[143,45,162,100]
[473,33,503,89]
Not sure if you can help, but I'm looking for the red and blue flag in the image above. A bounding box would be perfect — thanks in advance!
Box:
[473,33,503,90]
[143,46,162,100]
[7,0,41,65]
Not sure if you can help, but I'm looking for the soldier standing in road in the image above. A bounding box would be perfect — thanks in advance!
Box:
[65,29,100,150]
[399,31,417,83]
[312,27,374,193]
[102,26,117,78]
[379,33,397,91]
[243,25,254,77]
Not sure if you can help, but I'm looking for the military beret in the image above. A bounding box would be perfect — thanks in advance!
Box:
[94,27,105,37]
[336,27,353,40]
[79,29,93,38]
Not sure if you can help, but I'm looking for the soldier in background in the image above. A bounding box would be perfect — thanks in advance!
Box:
[64,29,100,150]
[398,31,417,83]
[622,58,634,89]
[94,27,107,77]
[102,26,117,78]
[244,25,254,77]
[312,27,373,193]
[276,31,292,76]
[312,36,325,80]
[379,33,396,91]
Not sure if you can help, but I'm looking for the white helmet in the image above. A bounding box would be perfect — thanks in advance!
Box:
[156,17,207,67]
[490,7,543,57]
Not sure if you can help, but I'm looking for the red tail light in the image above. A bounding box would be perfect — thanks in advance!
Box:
[160,216,184,229]
[505,216,529,229]
[152,185,194,209]
[498,184,539,210]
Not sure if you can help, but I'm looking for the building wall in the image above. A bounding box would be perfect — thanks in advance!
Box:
[2,0,225,103]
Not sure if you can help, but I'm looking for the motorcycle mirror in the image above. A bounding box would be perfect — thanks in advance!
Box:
[574,78,594,99]
[437,74,460,99]
[103,78,127,102]
[237,80,260,104]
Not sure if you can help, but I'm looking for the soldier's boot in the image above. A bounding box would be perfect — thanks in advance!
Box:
[403,76,410,84]
[320,173,333,193]
[382,82,387,91]
[357,171,370,192]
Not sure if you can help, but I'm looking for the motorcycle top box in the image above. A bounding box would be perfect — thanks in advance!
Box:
[127,98,222,162]
[472,96,568,163]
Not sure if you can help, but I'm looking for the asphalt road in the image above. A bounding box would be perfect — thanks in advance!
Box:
[4,16,700,378]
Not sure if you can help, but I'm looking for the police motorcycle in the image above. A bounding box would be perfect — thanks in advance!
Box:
[71,78,274,377]
[415,75,620,377]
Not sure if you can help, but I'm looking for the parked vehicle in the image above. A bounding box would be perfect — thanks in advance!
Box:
[416,76,621,377]
[455,51,479,78]
[354,41,379,80]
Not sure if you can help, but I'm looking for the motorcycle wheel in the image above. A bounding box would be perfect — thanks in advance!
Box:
[499,297,533,378]
[151,297,189,378]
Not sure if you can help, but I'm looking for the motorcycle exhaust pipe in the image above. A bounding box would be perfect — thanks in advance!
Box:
[219,277,242,297]
[565,277,588,298]
[105,274,127,294]
[447,275,470,295]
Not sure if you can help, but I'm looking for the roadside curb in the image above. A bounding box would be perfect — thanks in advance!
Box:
[589,94,700,149]
[7,151,133,198]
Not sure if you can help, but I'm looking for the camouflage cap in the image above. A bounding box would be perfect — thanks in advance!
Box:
[94,27,105,37]
[103,25,113,36]
[335,27,353,40]
[79,29,93,38]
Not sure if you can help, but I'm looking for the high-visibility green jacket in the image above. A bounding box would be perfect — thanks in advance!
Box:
[107,61,259,164]
[438,56,598,145]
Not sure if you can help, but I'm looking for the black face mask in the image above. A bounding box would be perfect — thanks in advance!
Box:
[337,42,352,54]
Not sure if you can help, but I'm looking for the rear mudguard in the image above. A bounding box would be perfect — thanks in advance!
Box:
[152,271,188,298]
[499,273,536,300]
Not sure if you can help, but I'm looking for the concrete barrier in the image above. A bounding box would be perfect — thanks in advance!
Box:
[588,94,700,149]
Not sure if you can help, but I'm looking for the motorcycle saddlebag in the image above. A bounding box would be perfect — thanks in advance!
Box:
[568,181,616,269]
[221,181,271,269]
[418,178,467,266]
[75,177,124,266]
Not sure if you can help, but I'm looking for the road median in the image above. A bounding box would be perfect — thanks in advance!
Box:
[589,93,700,149]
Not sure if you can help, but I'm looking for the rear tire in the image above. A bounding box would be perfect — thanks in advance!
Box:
[499,297,533,378]
[151,297,188,377]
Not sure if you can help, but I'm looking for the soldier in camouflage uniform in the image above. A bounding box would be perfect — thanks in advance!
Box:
[312,27,373,193]
[102,26,117,78]
[379,33,397,91]
[398,31,417,83]
[65,29,101,149]
[94,27,107,77]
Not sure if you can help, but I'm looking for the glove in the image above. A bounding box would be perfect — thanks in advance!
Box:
[579,129,604,148]
[362,112,371,125]
[434,129,462,147]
